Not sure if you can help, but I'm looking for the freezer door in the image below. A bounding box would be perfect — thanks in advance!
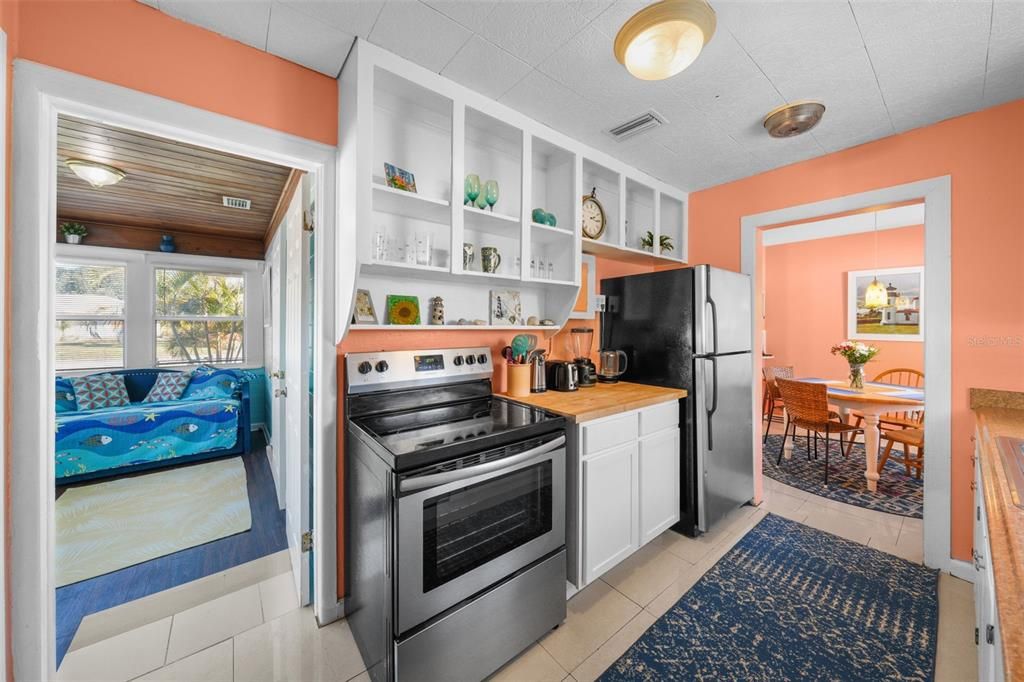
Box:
[694,353,754,532]
[694,265,752,356]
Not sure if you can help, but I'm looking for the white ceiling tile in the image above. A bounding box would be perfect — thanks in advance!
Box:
[988,0,1024,72]
[499,69,611,141]
[159,0,272,50]
[885,78,985,132]
[275,0,384,37]
[441,35,532,100]
[421,0,498,31]
[267,3,355,75]
[368,1,473,72]
[718,0,863,77]
[478,0,613,67]
[984,62,1024,108]
[589,0,647,39]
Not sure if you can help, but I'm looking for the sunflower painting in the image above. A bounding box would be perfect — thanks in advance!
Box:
[386,295,421,325]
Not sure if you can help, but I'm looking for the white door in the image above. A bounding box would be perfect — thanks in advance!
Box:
[267,236,287,509]
[284,195,311,605]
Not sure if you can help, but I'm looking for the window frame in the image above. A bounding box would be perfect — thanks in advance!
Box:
[53,244,263,375]
[54,257,129,372]
[152,265,248,367]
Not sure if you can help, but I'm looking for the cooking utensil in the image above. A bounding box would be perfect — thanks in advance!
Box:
[510,335,531,363]
[502,345,514,364]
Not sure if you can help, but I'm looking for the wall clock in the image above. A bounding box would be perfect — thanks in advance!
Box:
[581,187,606,240]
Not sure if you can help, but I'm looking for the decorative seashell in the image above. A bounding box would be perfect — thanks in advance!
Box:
[540,319,556,326]
[527,316,539,326]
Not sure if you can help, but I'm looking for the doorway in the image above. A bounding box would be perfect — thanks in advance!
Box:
[741,176,956,577]
[12,62,340,681]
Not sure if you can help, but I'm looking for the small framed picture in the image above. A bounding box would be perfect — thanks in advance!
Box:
[384,163,417,193]
[386,295,421,325]
[490,290,523,326]
[352,289,377,325]
[847,266,924,342]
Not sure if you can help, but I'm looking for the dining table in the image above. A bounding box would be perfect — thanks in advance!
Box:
[782,378,925,492]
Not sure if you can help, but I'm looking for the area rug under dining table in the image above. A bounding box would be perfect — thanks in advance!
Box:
[599,514,938,681]
[763,434,923,518]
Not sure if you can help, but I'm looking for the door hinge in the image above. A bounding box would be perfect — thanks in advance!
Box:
[986,624,995,645]
[301,530,313,552]
[303,210,315,233]
[975,627,980,645]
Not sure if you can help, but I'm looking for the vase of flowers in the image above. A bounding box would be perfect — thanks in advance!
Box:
[830,340,880,389]
[60,221,88,244]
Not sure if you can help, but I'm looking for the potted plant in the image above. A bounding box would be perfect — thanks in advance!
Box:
[60,222,88,245]
[640,230,674,255]
[830,340,880,389]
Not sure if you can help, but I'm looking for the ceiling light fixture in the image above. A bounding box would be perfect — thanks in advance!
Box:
[762,101,826,138]
[65,159,126,188]
[863,212,889,309]
[614,0,717,81]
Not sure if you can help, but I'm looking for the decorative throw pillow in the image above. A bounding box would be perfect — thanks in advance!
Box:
[70,373,130,411]
[181,365,241,401]
[55,377,78,413]
[143,372,190,403]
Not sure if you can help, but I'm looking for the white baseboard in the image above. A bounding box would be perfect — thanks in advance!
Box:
[948,558,975,583]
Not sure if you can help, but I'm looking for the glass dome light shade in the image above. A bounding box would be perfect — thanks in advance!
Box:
[614,0,716,81]
[864,278,889,308]
[65,159,126,188]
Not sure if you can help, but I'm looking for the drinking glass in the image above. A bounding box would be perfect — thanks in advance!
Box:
[372,230,386,261]
[415,231,433,266]
[547,262,554,280]
[530,259,536,278]
[464,174,481,206]
[403,239,415,264]
[537,259,546,278]
[484,180,499,212]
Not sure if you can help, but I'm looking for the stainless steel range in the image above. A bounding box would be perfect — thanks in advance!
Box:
[345,347,568,682]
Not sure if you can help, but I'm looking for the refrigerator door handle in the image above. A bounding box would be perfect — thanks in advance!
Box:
[706,266,719,355]
[705,356,718,451]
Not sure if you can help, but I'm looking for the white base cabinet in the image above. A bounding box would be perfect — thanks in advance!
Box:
[974,432,1005,682]
[575,401,681,587]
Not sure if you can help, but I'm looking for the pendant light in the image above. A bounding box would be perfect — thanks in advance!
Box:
[65,159,126,188]
[863,212,888,309]
[614,0,717,81]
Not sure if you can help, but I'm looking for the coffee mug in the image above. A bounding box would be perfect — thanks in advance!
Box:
[463,243,474,270]
[481,246,501,273]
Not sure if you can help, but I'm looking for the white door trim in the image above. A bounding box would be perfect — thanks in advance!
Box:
[12,60,342,680]
[740,175,953,575]
[0,28,8,682]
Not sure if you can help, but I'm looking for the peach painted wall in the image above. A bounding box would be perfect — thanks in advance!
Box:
[334,256,651,595]
[689,98,1024,561]
[764,225,924,378]
[16,0,337,145]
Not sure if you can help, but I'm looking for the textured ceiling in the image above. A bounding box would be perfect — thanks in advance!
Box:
[137,0,1024,191]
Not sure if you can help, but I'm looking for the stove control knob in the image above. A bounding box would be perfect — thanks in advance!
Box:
[357,361,372,375]
[375,360,389,373]
[465,355,476,365]
[453,355,464,366]
[476,353,488,365]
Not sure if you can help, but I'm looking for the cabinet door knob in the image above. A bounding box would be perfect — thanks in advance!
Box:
[274,387,288,398]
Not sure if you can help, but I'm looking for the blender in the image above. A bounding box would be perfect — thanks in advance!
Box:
[568,327,597,388]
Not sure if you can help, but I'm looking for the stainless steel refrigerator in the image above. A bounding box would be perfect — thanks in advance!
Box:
[601,265,755,536]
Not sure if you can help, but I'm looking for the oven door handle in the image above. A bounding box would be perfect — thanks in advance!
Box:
[399,435,566,493]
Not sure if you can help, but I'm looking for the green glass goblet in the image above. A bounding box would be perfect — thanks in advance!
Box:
[464,174,480,205]
[484,180,499,212]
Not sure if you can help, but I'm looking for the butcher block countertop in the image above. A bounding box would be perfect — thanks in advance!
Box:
[971,388,1024,681]
[499,382,686,422]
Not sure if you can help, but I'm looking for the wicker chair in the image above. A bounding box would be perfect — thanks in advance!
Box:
[775,378,863,485]
[845,368,924,456]
[762,365,794,444]
[879,427,924,478]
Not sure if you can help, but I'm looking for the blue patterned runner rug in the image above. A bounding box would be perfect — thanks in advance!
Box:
[764,434,923,518]
[600,514,939,681]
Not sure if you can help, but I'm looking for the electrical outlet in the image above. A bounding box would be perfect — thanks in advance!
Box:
[595,294,607,312]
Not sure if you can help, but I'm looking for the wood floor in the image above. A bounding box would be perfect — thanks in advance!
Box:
[56,433,286,665]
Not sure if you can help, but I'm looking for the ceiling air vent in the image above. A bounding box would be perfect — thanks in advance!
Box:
[222,196,251,210]
[607,110,667,141]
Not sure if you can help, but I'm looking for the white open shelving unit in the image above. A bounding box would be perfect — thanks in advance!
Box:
[338,41,688,333]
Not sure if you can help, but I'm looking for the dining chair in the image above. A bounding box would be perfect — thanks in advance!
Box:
[775,378,863,485]
[844,367,925,456]
[879,427,924,478]
[762,365,794,444]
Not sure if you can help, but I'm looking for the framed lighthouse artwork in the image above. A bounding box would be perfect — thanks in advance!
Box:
[847,266,924,342]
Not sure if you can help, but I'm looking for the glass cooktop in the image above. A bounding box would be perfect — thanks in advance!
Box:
[354,397,559,457]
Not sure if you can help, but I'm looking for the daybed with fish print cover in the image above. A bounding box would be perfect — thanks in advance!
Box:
[55,367,252,483]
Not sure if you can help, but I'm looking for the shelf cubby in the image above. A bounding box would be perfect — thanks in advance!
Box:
[581,158,621,246]
[625,178,655,252]
[464,107,522,219]
[531,137,575,235]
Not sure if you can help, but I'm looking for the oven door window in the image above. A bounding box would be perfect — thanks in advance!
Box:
[422,461,553,593]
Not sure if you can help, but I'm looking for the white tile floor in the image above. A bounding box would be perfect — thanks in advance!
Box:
[60,484,975,682]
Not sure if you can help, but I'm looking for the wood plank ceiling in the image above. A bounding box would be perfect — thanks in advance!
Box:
[56,115,297,257]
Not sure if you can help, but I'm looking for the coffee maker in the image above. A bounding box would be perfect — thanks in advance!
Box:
[569,327,597,388]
